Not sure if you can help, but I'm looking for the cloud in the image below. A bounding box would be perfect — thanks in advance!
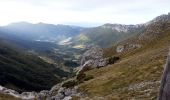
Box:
[0,0,169,26]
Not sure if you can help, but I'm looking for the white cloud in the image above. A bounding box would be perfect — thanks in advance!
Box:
[0,0,169,26]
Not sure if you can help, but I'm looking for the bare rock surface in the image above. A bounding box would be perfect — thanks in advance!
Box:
[77,46,109,75]
[116,44,141,53]
[158,49,170,100]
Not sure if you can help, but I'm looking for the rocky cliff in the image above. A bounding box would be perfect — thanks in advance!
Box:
[77,46,119,75]
[158,49,170,100]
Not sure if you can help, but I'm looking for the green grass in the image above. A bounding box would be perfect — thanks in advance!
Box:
[77,29,170,99]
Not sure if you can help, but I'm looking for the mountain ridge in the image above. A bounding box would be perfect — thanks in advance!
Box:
[0,12,170,100]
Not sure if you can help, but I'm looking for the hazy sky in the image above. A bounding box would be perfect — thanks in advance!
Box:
[0,0,169,26]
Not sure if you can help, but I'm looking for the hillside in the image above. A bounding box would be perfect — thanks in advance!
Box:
[0,13,170,100]
[0,22,83,42]
[0,21,146,48]
[0,38,71,92]
[71,24,146,48]
[74,13,170,99]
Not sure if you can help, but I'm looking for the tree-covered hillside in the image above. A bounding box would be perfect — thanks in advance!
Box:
[0,38,71,92]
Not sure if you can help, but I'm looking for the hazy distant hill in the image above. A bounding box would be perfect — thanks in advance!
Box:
[0,22,147,48]
[0,22,83,42]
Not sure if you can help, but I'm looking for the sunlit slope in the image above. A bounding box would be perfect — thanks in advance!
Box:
[77,20,170,99]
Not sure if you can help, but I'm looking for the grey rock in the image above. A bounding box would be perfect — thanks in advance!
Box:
[52,93,65,100]
[58,87,66,94]
[0,83,80,100]
[0,85,36,99]
[20,92,37,99]
[158,49,170,100]
[81,46,104,66]
[78,46,109,74]
[37,90,50,100]
[116,44,141,53]
[116,45,124,53]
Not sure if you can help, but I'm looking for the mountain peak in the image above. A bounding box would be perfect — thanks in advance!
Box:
[101,23,142,32]
[147,12,170,24]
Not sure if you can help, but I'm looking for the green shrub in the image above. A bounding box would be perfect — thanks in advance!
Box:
[62,80,78,88]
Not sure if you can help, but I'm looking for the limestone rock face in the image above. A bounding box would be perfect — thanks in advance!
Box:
[140,13,170,41]
[78,46,109,74]
[116,44,141,53]
[80,46,104,66]
[158,50,170,100]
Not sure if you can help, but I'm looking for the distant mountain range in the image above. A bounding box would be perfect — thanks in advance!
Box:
[0,22,83,42]
[1,13,169,49]
[0,22,145,48]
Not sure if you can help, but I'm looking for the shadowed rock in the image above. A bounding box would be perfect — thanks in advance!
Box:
[158,49,170,100]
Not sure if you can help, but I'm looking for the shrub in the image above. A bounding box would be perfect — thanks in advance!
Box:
[108,56,120,64]
[62,80,78,88]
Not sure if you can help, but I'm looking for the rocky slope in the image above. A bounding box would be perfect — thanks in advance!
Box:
[1,12,170,100]
[0,83,80,100]
[74,12,170,99]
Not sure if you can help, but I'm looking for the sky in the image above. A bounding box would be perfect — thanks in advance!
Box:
[0,0,169,27]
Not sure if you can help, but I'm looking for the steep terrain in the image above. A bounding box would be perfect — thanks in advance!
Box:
[75,13,170,99]
[0,13,170,100]
[0,38,71,92]
[71,24,146,48]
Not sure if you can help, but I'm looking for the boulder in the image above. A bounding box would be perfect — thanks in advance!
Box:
[116,45,124,53]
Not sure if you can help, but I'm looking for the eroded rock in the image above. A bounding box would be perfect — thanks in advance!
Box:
[158,49,170,100]
[116,44,141,53]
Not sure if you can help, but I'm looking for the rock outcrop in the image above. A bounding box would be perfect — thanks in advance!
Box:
[0,46,120,100]
[116,43,141,53]
[158,49,170,100]
[0,82,81,100]
[101,23,143,32]
[78,46,109,75]
[0,86,37,99]
[140,13,170,41]
[77,46,120,75]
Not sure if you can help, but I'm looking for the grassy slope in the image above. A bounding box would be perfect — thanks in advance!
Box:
[72,26,145,48]
[77,28,170,99]
[0,93,22,100]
